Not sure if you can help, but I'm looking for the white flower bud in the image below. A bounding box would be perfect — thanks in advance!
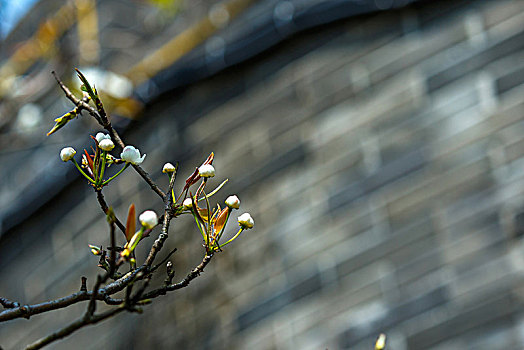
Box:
[98,138,115,151]
[95,132,111,143]
[60,147,76,162]
[238,213,254,229]
[225,195,240,209]
[121,145,146,165]
[198,164,215,178]
[139,210,158,229]
[162,162,176,173]
[183,198,193,209]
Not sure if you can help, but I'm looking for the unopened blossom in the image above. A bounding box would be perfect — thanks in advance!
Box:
[162,163,176,173]
[238,213,254,229]
[183,198,193,209]
[60,147,76,162]
[375,334,386,350]
[98,138,115,151]
[139,210,158,229]
[89,244,102,256]
[198,164,215,178]
[121,145,146,165]
[95,132,111,143]
[225,195,240,209]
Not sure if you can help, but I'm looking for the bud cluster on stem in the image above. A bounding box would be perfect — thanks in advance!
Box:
[59,134,147,189]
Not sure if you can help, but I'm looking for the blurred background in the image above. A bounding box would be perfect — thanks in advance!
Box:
[1,0,524,349]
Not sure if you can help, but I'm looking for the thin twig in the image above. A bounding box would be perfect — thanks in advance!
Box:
[95,189,126,235]
[131,274,152,304]
[86,275,103,317]
[150,247,178,273]
[0,297,20,309]
[141,254,214,299]
[132,163,166,200]
[25,307,124,350]
[51,71,102,125]
[108,217,117,277]
[80,277,87,292]
[143,215,172,267]
[144,171,177,266]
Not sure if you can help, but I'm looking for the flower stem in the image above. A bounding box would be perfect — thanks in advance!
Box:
[93,146,101,183]
[203,187,211,250]
[168,173,176,202]
[192,209,207,241]
[197,179,228,202]
[102,163,130,186]
[97,151,107,187]
[218,228,244,248]
[71,158,96,184]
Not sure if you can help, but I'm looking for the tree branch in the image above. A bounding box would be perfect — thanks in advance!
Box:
[19,71,226,349]
[0,263,140,322]
[0,291,93,322]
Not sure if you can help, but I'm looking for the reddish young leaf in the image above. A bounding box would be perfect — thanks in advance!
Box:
[183,168,200,192]
[84,149,94,171]
[125,204,136,242]
[182,153,216,192]
[202,152,214,166]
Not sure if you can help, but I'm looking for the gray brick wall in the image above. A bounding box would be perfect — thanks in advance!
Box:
[2,0,524,349]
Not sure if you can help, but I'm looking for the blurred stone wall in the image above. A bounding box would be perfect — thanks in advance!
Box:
[2,0,524,349]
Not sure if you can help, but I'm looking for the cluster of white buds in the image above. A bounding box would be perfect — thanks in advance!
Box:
[59,134,148,189]
[59,129,254,258]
